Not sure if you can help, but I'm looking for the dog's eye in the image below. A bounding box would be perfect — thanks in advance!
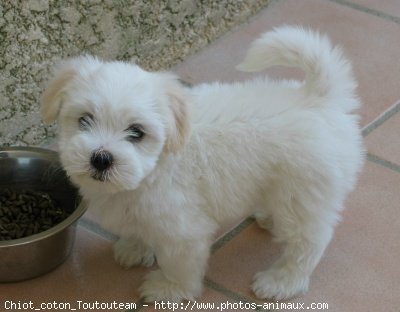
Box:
[78,113,94,130]
[126,124,145,143]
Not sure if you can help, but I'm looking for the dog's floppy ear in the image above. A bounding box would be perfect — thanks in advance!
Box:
[162,75,191,153]
[41,55,101,124]
[40,64,76,124]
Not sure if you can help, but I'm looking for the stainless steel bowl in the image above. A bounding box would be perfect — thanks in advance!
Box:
[0,147,86,282]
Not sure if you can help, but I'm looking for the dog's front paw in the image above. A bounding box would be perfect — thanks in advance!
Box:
[140,270,198,303]
[252,268,309,300]
[113,238,155,269]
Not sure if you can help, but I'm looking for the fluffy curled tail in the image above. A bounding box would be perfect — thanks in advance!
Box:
[237,25,359,112]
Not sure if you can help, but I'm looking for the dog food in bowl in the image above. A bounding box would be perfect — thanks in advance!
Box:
[0,188,72,241]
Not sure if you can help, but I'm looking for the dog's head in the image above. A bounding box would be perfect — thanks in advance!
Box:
[41,55,189,194]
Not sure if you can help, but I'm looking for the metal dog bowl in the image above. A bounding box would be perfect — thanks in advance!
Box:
[0,147,86,282]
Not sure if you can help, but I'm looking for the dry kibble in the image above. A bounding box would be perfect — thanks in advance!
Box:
[0,188,70,241]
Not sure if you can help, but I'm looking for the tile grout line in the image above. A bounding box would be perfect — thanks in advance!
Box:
[78,217,118,241]
[211,217,255,253]
[362,100,400,137]
[366,153,400,173]
[328,0,400,25]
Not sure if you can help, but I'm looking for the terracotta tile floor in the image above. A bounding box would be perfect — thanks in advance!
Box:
[2,1,400,311]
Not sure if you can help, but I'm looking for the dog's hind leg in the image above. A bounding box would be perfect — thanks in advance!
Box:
[252,181,340,300]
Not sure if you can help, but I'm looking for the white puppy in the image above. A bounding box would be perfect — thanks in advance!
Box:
[41,26,364,302]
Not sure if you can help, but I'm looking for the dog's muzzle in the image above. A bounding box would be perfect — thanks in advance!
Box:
[90,149,113,181]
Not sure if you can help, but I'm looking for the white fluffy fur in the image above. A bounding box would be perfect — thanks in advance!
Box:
[41,26,364,302]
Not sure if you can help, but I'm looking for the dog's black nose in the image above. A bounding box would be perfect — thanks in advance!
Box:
[90,149,114,171]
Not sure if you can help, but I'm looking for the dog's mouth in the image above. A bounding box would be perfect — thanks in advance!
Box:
[90,170,109,182]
